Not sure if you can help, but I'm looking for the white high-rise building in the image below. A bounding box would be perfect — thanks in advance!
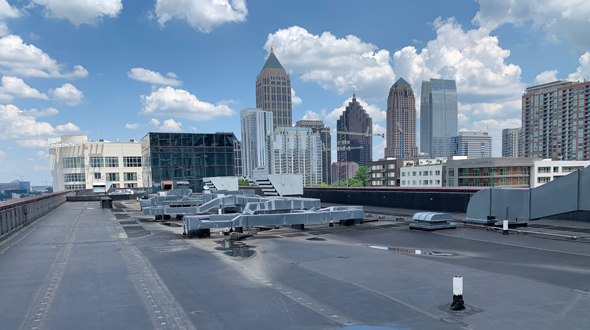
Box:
[241,108,273,179]
[268,127,322,187]
[502,128,520,157]
[49,135,143,192]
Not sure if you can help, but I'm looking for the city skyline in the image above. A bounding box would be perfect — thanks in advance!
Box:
[1,0,590,184]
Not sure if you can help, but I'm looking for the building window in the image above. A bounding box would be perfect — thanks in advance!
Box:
[94,173,101,180]
[89,156,104,167]
[125,183,137,188]
[111,183,119,188]
[435,170,441,175]
[107,173,119,181]
[412,172,416,176]
[64,173,85,182]
[537,177,551,183]
[412,180,417,185]
[389,180,395,185]
[435,180,440,185]
[538,167,550,173]
[553,166,559,173]
[388,172,395,177]
[388,164,395,169]
[402,172,406,177]
[402,180,406,185]
[124,172,137,181]
[63,157,84,168]
[105,157,119,167]
[64,184,85,190]
[448,168,454,177]
[123,156,142,167]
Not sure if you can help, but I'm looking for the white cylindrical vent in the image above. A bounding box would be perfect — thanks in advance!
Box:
[503,220,509,231]
[218,208,222,215]
[453,275,463,296]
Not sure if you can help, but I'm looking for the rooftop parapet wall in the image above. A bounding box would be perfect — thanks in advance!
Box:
[0,191,75,242]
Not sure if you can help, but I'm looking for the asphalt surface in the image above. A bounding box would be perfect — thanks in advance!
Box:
[0,201,589,330]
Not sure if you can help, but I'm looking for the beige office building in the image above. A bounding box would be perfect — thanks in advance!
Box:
[49,135,143,192]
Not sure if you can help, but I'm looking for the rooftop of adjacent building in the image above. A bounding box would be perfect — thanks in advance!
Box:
[456,129,489,136]
[2,198,590,329]
[524,79,589,94]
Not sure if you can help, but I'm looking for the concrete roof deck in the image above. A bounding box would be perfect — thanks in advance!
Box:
[0,201,589,330]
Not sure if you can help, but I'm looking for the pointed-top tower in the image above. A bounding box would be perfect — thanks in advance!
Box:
[256,48,292,129]
[336,94,372,166]
[385,77,418,159]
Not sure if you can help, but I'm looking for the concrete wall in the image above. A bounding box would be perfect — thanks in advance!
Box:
[303,188,477,213]
[0,191,74,242]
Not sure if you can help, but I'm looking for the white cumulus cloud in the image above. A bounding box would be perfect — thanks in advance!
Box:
[50,83,84,106]
[291,88,302,106]
[373,123,386,135]
[158,118,182,132]
[0,76,48,102]
[125,123,140,129]
[0,0,20,37]
[0,149,6,157]
[17,139,48,148]
[301,110,323,121]
[325,96,385,123]
[155,0,247,33]
[265,26,395,99]
[37,150,49,158]
[0,104,79,140]
[0,35,88,78]
[149,118,160,126]
[567,52,590,82]
[473,0,590,49]
[33,165,49,171]
[127,68,182,86]
[32,0,123,26]
[534,70,559,85]
[140,86,234,121]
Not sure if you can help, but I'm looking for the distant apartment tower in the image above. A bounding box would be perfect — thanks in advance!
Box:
[267,127,322,187]
[337,94,372,166]
[452,130,492,159]
[420,79,458,158]
[521,80,590,160]
[255,48,292,130]
[295,120,332,184]
[49,135,143,192]
[502,128,520,157]
[241,108,273,179]
[385,78,418,159]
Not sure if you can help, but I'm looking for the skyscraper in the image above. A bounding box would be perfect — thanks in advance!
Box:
[521,80,590,160]
[420,78,458,158]
[385,78,418,159]
[502,128,520,157]
[295,120,332,184]
[240,108,273,179]
[452,130,492,159]
[336,94,372,167]
[256,48,292,130]
[268,127,322,187]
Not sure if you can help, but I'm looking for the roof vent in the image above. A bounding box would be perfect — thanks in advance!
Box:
[129,139,135,142]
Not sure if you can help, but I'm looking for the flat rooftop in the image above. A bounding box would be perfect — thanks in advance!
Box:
[1,201,589,330]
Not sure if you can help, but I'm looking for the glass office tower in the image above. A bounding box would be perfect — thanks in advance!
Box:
[141,132,234,192]
[420,79,458,158]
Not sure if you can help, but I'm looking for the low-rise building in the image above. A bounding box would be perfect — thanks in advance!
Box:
[49,135,143,192]
[445,157,537,188]
[400,158,446,187]
[531,160,590,187]
[368,158,405,186]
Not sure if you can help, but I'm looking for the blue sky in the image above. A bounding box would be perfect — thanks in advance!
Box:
[1,0,589,185]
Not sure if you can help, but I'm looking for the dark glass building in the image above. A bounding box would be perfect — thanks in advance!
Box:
[336,94,372,167]
[141,132,234,192]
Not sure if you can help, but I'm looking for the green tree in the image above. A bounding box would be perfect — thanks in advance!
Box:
[238,178,251,186]
[353,166,370,186]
